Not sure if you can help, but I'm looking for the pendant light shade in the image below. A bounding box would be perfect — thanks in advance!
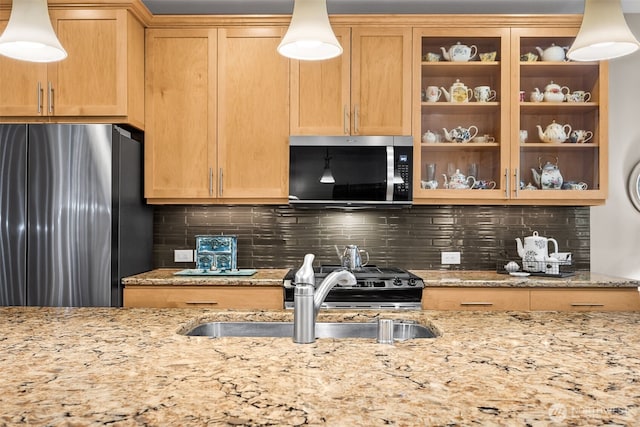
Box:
[277,0,343,61]
[0,0,67,63]
[567,0,640,61]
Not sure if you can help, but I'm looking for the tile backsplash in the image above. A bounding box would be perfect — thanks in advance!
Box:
[153,205,590,271]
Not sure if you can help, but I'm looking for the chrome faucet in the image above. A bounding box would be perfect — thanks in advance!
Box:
[293,254,356,344]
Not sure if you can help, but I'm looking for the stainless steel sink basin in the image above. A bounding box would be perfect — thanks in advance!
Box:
[183,321,437,340]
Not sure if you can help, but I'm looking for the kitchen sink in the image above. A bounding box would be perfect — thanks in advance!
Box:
[183,321,437,340]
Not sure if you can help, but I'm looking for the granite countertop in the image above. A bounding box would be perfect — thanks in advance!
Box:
[123,268,289,286]
[124,268,640,289]
[411,270,640,288]
[1,307,639,425]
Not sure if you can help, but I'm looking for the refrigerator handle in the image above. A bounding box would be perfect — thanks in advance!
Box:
[47,81,54,114]
[37,82,43,114]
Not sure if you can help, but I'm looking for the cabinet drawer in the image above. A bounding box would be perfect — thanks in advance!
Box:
[530,289,640,311]
[422,288,529,310]
[123,286,283,309]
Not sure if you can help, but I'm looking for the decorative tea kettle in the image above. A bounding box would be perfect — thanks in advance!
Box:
[441,79,473,103]
[335,244,369,270]
[515,231,560,272]
[442,125,478,143]
[440,42,477,62]
[535,44,568,62]
[443,169,477,189]
[542,81,570,102]
[531,157,563,189]
[536,120,572,143]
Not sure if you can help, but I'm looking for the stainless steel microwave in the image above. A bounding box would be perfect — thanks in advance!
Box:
[288,136,413,208]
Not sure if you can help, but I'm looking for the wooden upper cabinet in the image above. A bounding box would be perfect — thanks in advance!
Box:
[0,15,48,116]
[217,27,289,200]
[144,29,217,200]
[0,9,144,127]
[291,26,412,136]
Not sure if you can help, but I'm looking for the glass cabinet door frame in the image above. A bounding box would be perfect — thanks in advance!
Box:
[413,27,511,202]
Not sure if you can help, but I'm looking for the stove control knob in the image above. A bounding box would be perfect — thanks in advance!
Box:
[392,277,403,286]
[408,278,417,287]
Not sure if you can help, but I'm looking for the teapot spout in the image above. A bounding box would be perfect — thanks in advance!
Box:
[442,127,452,142]
[515,238,524,258]
[531,168,541,187]
[535,46,544,57]
[334,245,343,262]
[536,124,545,142]
[440,46,450,61]
[440,87,450,101]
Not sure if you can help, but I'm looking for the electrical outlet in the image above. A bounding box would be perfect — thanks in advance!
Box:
[441,251,461,265]
[174,249,194,263]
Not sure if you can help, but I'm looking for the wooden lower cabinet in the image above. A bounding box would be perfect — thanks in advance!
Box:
[123,286,283,309]
[422,288,529,311]
[530,288,640,311]
[423,287,640,311]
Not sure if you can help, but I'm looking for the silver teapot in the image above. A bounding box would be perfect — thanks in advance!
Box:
[335,244,369,270]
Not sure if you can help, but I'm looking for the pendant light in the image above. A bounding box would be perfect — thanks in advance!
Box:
[0,0,67,63]
[567,0,640,61]
[277,0,343,61]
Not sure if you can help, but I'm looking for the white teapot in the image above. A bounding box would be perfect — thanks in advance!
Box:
[442,125,478,143]
[536,120,571,144]
[531,157,563,190]
[441,79,473,103]
[543,81,570,103]
[440,42,477,62]
[515,231,559,272]
[443,169,476,189]
[536,44,568,62]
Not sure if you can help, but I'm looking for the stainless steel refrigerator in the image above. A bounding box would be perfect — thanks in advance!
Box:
[0,124,153,307]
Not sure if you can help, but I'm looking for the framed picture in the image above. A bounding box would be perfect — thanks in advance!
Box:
[628,161,640,212]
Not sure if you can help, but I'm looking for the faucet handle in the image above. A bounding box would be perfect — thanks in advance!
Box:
[294,253,316,286]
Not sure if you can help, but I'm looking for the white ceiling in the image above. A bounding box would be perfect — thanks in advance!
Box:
[141,0,640,15]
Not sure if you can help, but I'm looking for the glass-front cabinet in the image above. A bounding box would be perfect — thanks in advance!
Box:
[413,22,608,205]
[413,28,511,202]
[512,28,607,203]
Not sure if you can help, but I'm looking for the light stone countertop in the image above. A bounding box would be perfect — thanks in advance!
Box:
[123,268,640,288]
[122,268,289,286]
[411,270,640,288]
[1,307,639,426]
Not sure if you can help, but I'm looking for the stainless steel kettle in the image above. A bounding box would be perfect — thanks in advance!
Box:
[335,244,369,270]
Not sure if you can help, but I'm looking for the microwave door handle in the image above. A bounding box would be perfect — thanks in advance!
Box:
[386,146,394,201]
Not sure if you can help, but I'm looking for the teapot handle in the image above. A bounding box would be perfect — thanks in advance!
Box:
[560,86,571,95]
[359,250,369,267]
[469,45,478,59]
[548,238,559,255]
[563,124,572,135]
[468,125,478,140]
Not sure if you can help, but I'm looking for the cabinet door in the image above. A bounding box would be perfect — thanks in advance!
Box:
[144,29,217,199]
[217,28,289,200]
[0,15,48,116]
[290,27,351,135]
[351,27,412,135]
[49,10,129,116]
[413,28,511,203]
[511,28,608,205]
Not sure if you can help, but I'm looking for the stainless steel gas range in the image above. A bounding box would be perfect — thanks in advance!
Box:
[283,265,424,310]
